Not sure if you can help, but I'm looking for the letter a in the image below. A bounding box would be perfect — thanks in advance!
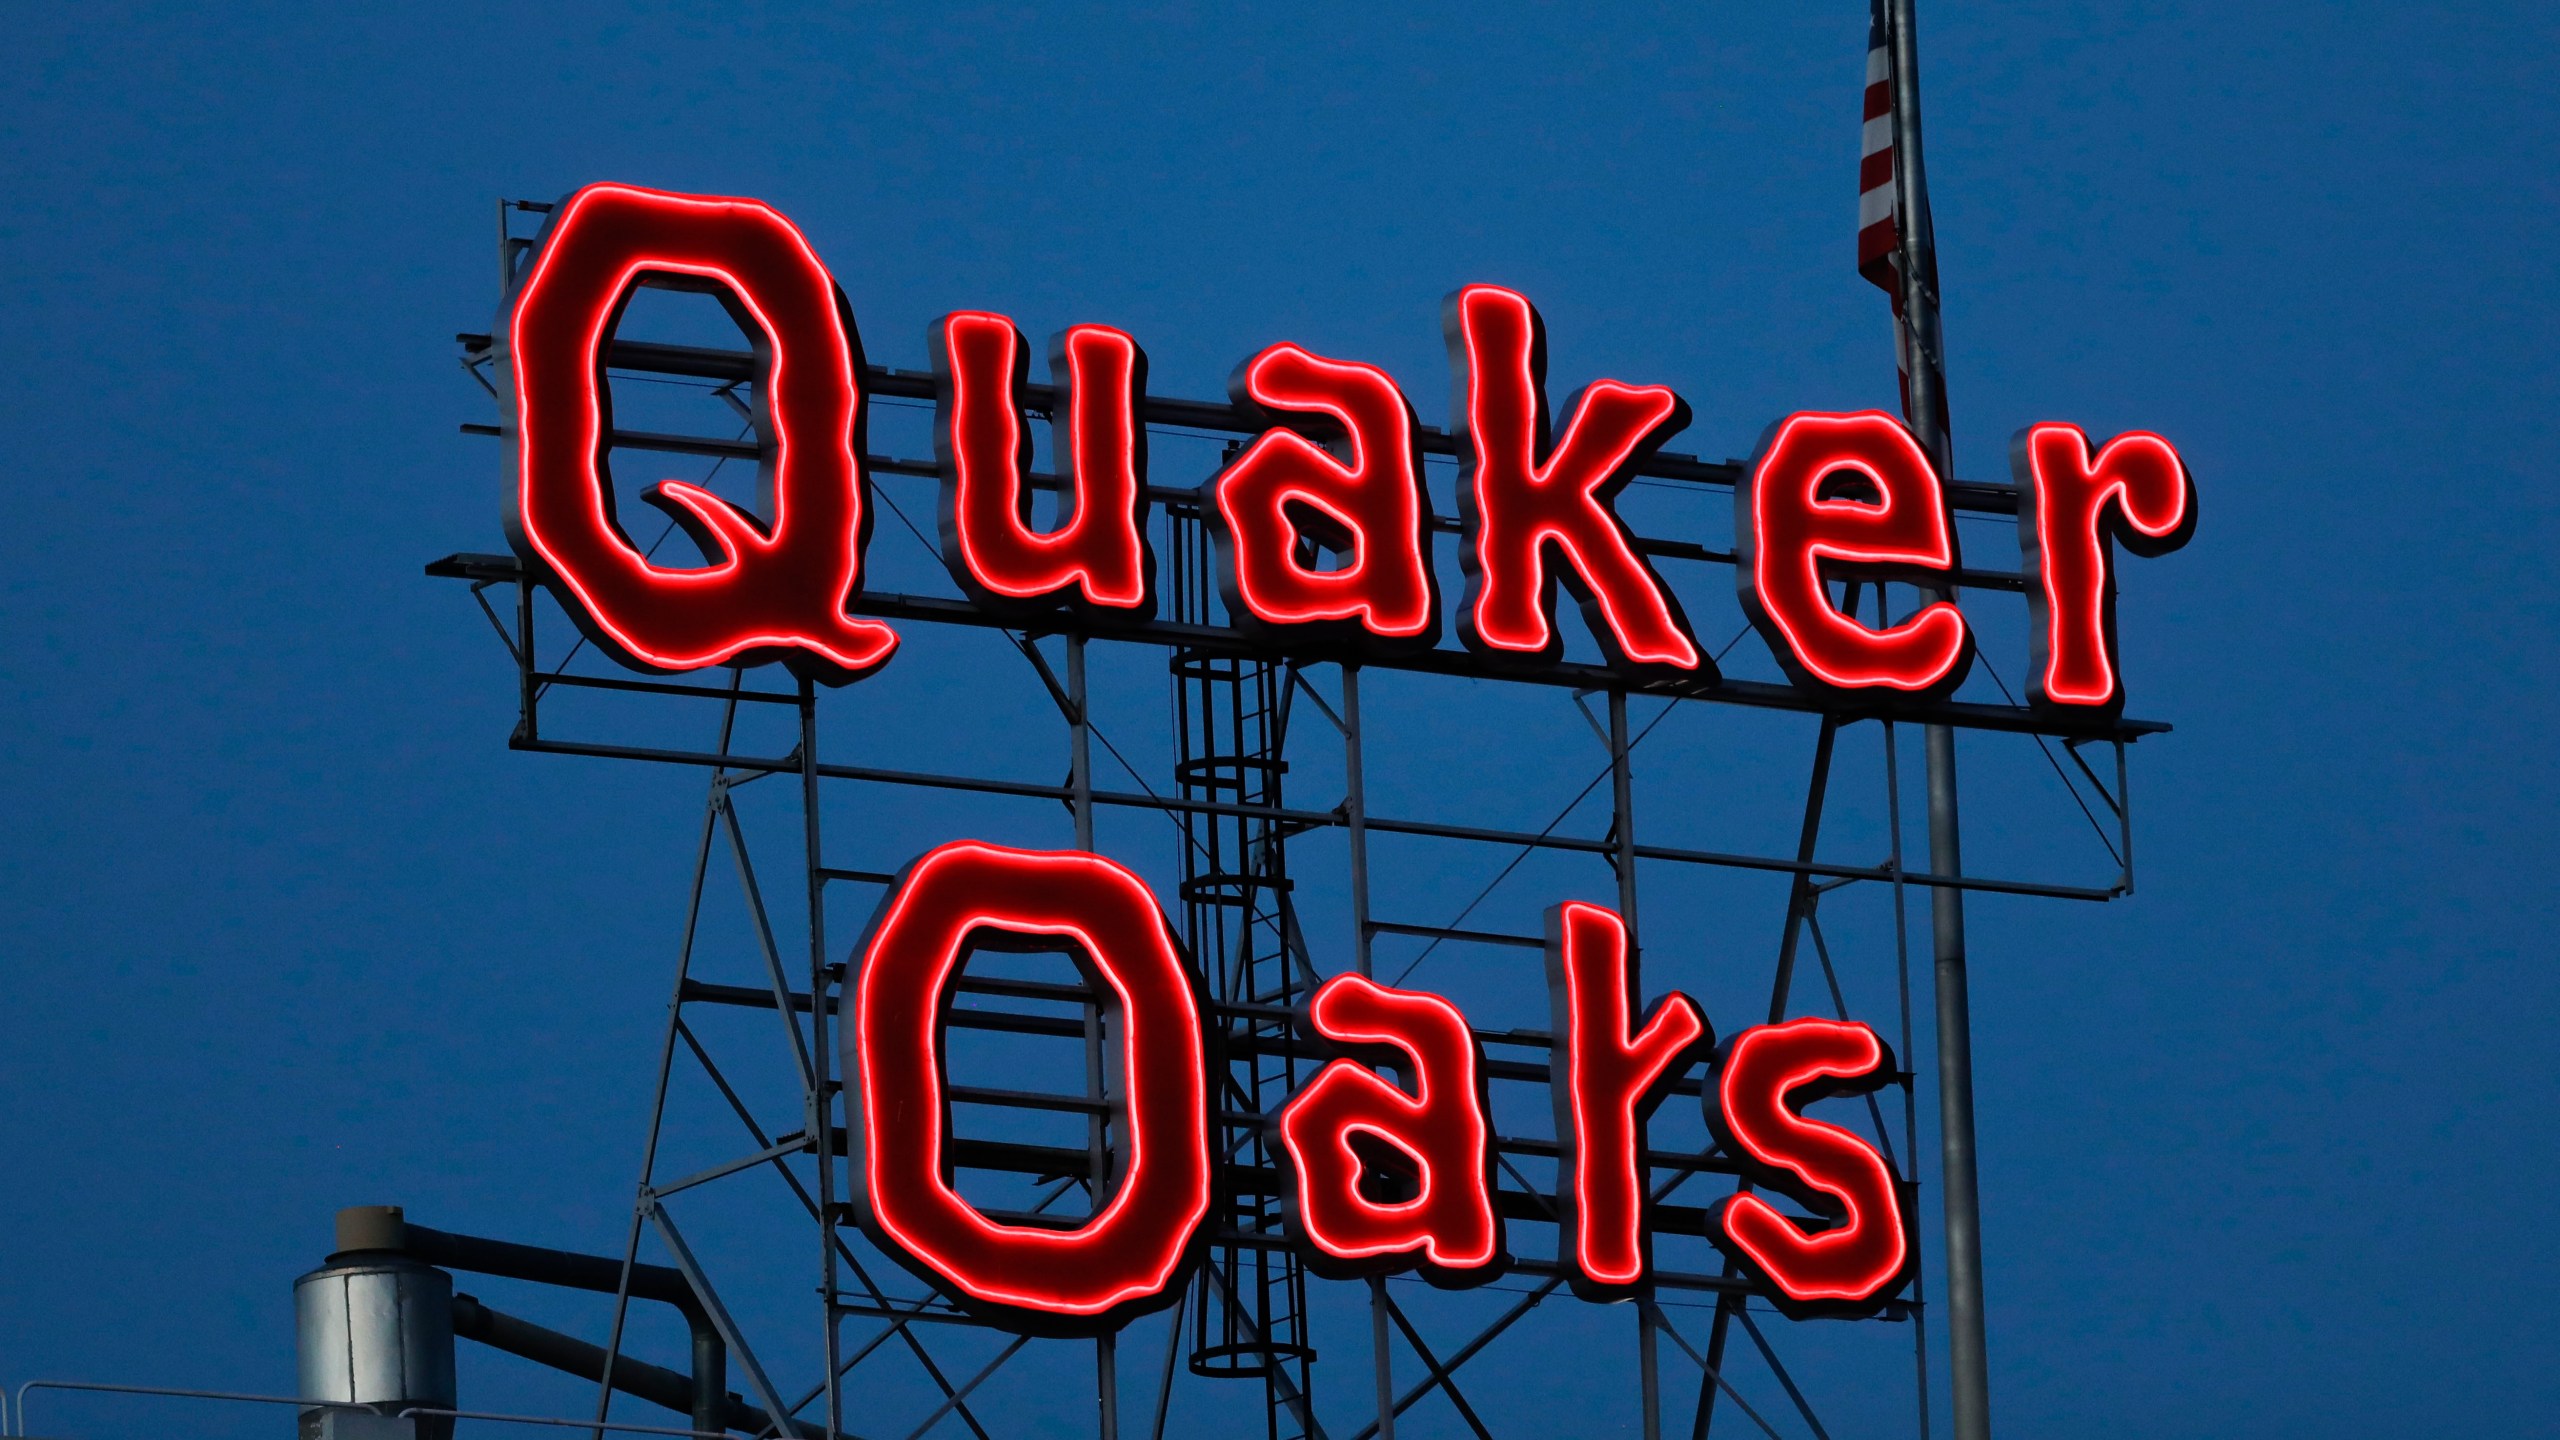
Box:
[1274,975,1502,1284]
[1209,344,1437,647]
[1544,902,1709,1298]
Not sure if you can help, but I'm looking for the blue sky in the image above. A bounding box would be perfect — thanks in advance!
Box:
[2,4,2552,1438]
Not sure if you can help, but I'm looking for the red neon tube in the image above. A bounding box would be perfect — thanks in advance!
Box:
[1272,974,1503,1282]
[933,312,1152,615]
[1210,344,1437,646]
[2012,422,2197,712]
[846,841,1210,1332]
[1543,901,1709,1296]
[1445,285,1706,674]
[1735,411,1971,698]
[501,182,897,681]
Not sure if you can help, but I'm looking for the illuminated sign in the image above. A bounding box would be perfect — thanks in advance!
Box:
[498,181,2193,699]
[848,860,1909,1319]
[492,181,2197,1332]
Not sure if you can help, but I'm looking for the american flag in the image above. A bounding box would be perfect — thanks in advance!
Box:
[1858,0,1946,436]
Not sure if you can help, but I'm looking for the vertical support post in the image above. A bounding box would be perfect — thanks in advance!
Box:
[1071,635,1115,1439]
[1088,948,1118,1440]
[1342,664,1372,979]
[1883,3,1991,1433]
[1766,718,1839,1026]
[1638,1302,1662,1440]
[515,579,538,744]
[1069,636,1095,851]
[1369,1275,1396,1440]
[1609,687,1659,1440]
[1097,1333,1121,1440]
[690,1320,729,1440]
[1881,711,1933,1440]
[799,677,844,1440]
[1347,661,1389,1440]
[1606,690,1639,937]
[2116,740,2134,896]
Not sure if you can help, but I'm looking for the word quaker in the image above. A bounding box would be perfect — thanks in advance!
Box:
[499,183,2196,717]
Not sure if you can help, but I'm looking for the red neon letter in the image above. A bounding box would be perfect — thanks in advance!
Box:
[2012,423,2196,712]
[1736,411,1971,697]
[1273,974,1502,1282]
[1707,1019,1910,1318]
[847,842,1210,1332]
[1543,902,1709,1297]
[933,313,1153,615]
[1445,285,1707,674]
[1210,344,1437,645]
[501,182,897,681]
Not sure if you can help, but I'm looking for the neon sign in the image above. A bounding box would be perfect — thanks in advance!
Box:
[844,866,1913,1322]
[491,181,2197,1334]
[499,182,2195,707]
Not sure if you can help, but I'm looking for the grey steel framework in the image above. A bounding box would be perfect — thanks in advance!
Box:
[423,188,2156,1440]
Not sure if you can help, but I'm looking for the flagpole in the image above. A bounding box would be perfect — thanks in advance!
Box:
[1882,2,1994,1438]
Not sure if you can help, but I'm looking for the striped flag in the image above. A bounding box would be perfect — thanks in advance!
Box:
[1858,0,1947,437]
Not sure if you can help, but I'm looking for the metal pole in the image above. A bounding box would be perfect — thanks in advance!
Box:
[1607,690,1640,939]
[800,679,845,1440]
[1073,638,1112,1440]
[1369,1276,1396,1440]
[1882,3,1992,1435]
[1069,636,1095,851]
[1343,664,1373,978]
[1348,664,1391,1440]
[1638,1303,1662,1440]
[1607,690,1663,1440]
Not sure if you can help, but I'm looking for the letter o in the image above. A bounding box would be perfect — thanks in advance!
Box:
[844,842,1210,1331]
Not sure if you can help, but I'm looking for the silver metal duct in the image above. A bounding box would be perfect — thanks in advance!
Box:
[294,1206,456,1440]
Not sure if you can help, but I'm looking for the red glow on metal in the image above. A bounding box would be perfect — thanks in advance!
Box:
[1210,344,1437,644]
[1273,974,1502,1280]
[848,841,1210,1329]
[1709,1018,1910,1316]
[1446,285,1706,673]
[933,313,1151,614]
[1543,902,1709,1296]
[2012,422,2196,712]
[1736,411,1971,697]
[501,182,897,681]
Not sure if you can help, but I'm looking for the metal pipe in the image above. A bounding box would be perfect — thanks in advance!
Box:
[373,1213,738,1437]
[437,553,2163,741]
[1344,664,1373,976]
[509,733,2126,902]
[1638,1303,1662,1440]
[448,1293,768,1435]
[1069,636,1095,850]
[1369,1275,1396,1440]
[1607,690,1640,938]
[1881,1,1993,1430]
[798,677,845,1440]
